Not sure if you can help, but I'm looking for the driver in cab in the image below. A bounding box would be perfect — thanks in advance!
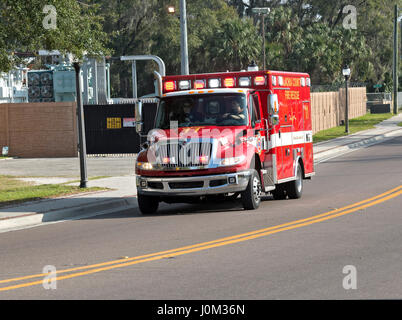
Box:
[221,99,246,121]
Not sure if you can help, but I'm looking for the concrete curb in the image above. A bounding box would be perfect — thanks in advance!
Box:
[0,196,138,233]
[314,127,402,163]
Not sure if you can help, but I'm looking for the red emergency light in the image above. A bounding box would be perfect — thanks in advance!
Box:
[164,81,176,91]
[194,80,205,89]
[223,77,235,88]
[254,76,266,86]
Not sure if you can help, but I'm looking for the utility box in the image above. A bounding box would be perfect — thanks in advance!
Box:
[369,104,391,113]
[53,70,76,102]
[28,70,54,102]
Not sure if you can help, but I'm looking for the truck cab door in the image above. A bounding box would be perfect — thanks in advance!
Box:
[260,93,280,192]
[250,93,274,192]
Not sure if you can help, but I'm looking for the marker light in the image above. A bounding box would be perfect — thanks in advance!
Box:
[223,77,235,88]
[254,76,266,86]
[239,77,251,87]
[164,81,176,91]
[194,80,206,89]
[199,155,209,164]
[221,155,246,166]
[138,162,153,170]
[179,80,191,90]
[208,78,220,88]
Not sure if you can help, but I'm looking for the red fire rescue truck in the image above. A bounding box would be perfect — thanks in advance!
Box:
[134,65,315,214]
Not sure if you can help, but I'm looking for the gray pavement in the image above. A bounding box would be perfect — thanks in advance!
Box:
[1,133,402,299]
[0,156,136,177]
[0,113,402,232]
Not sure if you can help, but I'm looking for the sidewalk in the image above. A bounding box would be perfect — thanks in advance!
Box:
[0,176,138,232]
[313,113,402,162]
[1,114,402,232]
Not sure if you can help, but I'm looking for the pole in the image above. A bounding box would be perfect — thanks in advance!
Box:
[345,77,349,134]
[73,62,88,188]
[180,0,189,75]
[262,14,266,70]
[132,61,137,99]
[393,4,398,114]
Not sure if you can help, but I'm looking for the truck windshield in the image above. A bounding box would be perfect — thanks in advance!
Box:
[155,93,248,129]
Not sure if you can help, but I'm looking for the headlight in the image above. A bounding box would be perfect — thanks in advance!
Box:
[137,162,153,170]
[220,155,246,166]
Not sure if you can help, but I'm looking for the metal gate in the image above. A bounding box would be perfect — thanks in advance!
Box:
[84,101,158,154]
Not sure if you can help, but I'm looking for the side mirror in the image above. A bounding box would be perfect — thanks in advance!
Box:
[153,71,163,97]
[135,100,143,133]
[271,114,279,126]
[268,94,279,115]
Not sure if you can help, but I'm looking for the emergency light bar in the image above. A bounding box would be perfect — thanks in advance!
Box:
[179,80,191,90]
[164,80,176,91]
[208,78,220,88]
[223,77,235,88]
[239,77,251,87]
[163,75,270,93]
[194,80,206,89]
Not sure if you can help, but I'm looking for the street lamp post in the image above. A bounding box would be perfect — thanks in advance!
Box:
[251,7,270,70]
[180,0,189,75]
[393,5,398,114]
[73,62,88,188]
[168,1,189,75]
[343,65,351,134]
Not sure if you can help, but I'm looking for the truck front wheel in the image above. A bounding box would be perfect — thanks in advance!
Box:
[137,194,159,214]
[241,170,262,210]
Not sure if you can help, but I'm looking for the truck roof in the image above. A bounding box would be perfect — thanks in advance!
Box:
[164,70,310,80]
[162,88,249,98]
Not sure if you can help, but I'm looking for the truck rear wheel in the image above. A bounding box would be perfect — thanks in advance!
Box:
[286,162,303,199]
[241,170,262,210]
[137,194,159,214]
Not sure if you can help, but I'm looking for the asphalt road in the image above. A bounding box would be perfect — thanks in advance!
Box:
[0,136,402,299]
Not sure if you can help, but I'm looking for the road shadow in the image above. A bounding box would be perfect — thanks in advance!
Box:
[83,195,277,220]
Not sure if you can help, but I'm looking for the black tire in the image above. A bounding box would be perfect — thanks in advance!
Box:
[138,194,159,214]
[241,170,262,210]
[271,184,287,200]
[286,162,303,199]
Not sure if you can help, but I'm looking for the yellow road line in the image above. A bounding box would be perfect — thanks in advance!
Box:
[1,185,401,292]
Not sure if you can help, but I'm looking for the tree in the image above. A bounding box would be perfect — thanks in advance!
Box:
[0,0,110,72]
[208,17,262,71]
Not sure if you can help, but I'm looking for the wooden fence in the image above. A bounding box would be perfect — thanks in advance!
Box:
[311,87,367,134]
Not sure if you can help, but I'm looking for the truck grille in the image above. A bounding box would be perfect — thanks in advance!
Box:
[155,140,212,168]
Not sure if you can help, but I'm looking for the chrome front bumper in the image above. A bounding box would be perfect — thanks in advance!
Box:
[136,170,252,196]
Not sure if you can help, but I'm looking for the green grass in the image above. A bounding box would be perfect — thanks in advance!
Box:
[398,122,402,127]
[313,113,394,143]
[0,175,106,207]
